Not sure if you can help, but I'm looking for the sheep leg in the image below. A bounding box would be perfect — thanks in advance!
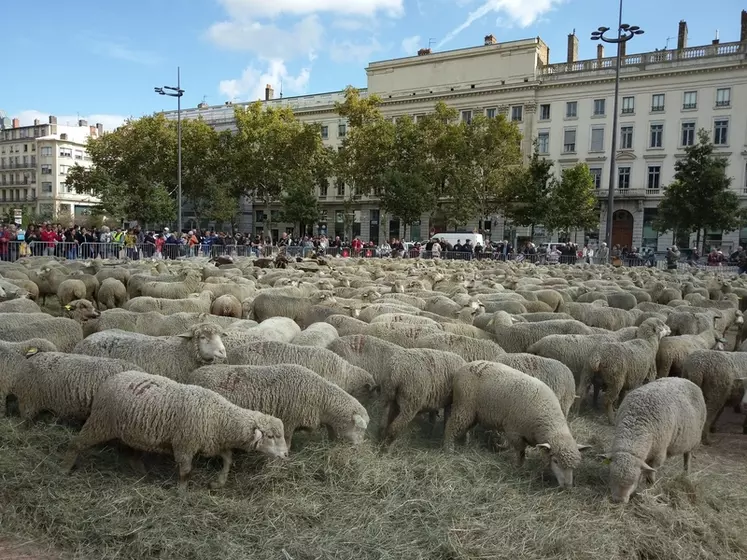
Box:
[174,451,195,494]
[742,414,747,435]
[683,451,691,474]
[443,407,475,451]
[209,450,233,490]
[708,405,725,434]
[380,400,399,440]
[384,404,418,444]
[574,371,592,414]
[284,428,295,450]
[427,411,439,437]
[325,425,337,441]
[61,423,111,473]
[603,393,619,426]
[506,433,527,467]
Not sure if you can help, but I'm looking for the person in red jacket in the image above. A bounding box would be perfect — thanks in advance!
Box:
[39,223,57,256]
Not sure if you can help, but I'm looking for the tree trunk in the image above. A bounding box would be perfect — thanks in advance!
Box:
[695,229,701,253]
[530,223,535,240]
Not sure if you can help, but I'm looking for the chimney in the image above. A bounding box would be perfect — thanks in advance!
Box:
[567,31,579,63]
[96,123,104,135]
[417,47,432,56]
[49,116,57,124]
[12,118,19,128]
[33,118,40,126]
[78,119,88,127]
[741,10,747,43]
[677,20,688,50]
[619,40,627,58]
[90,125,97,136]
[265,84,274,101]
[597,44,605,60]
[484,34,497,45]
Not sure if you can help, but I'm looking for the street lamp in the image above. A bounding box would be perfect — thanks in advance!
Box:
[591,1,643,250]
[155,67,185,235]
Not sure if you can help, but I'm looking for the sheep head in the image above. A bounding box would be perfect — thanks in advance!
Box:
[63,299,101,322]
[598,451,656,503]
[244,413,288,459]
[178,323,227,364]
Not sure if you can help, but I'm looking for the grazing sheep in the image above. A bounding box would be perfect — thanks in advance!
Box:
[655,329,725,379]
[139,275,202,300]
[0,340,58,416]
[73,323,227,380]
[370,313,444,330]
[291,322,339,347]
[62,299,101,324]
[0,298,41,313]
[589,319,672,424]
[211,294,242,319]
[0,317,84,352]
[183,364,369,447]
[325,315,371,336]
[57,279,87,307]
[124,292,213,315]
[13,353,144,423]
[381,348,467,442]
[519,312,574,323]
[228,341,376,400]
[489,311,596,353]
[97,278,128,310]
[83,310,238,337]
[681,350,747,440]
[414,332,505,362]
[62,370,288,492]
[599,377,706,503]
[251,292,334,322]
[327,334,403,386]
[559,301,638,331]
[2,278,39,301]
[444,361,590,488]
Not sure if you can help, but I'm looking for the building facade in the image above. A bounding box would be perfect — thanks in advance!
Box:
[0,116,104,224]
[165,11,747,250]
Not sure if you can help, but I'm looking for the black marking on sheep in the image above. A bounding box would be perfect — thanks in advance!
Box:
[128,380,158,396]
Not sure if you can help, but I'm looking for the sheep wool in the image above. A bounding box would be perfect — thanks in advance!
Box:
[291,322,339,347]
[62,370,288,491]
[0,317,84,353]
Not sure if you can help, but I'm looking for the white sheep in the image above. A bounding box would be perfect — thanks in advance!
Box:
[0,316,84,352]
[291,322,339,347]
[124,291,213,315]
[97,277,128,310]
[62,370,288,492]
[210,294,243,318]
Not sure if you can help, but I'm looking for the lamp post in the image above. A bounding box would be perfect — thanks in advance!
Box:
[155,67,185,235]
[591,2,643,249]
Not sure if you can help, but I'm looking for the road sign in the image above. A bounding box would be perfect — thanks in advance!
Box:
[13,208,22,225]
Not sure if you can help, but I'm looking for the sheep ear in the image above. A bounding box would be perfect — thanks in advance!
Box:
[353,414,368,430]
[176,332,193,339]
[577,444,592,452]
[639,460,656,474]
[253,428,264,445]
[535,443,552,452]
[597,453,613,464]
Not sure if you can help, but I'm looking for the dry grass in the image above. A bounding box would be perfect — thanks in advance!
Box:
[1,407,746,560]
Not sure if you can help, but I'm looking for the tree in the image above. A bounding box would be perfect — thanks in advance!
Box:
[654,129,744,252]
[498,144,554,238]
[544,163,599,236]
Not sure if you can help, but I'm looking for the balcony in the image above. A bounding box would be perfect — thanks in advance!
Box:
[0,161,36,170]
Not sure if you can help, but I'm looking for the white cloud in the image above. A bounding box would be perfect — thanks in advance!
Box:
[87,39,163,66]
[15,110,128,131]
[437,0,561,48]
[401,34,421,54]
[218,59,311,101]
[332,18,368,31]
[329,37,385,63]
[207,15,324,58]
[217,0,404,19]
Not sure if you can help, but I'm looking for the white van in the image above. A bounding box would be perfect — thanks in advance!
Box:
[431,232,485,247]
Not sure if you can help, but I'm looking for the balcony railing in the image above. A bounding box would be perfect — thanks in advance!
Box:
[0,161,36,169]
[541,41,743,77]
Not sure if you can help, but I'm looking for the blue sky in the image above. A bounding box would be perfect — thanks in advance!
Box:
[4,0,744,130]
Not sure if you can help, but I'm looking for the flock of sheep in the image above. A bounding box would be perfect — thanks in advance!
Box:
[0,254,745,504]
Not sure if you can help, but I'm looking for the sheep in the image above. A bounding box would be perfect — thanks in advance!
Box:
[370,313,444,330]
[62,299,101,324]
[488,311,597,353]
[183,364,369,448]
[2,278,40,301]
[57,278,87,307]
[414,332,505,361]
[443,361,591,488]
[97,277,128,310]
[364,322,443,347]
[227,341,376,401]
[13,352,145,423]
[291,322,339,347]
[559,301,638,331]
[69,272,100,302]
[295,303,361,329]
[519,312,574,322]
[0,298,41,313]
[251,292,334,322]
[656,328,725,379]
[95,267,130,286]
[588,318,672,424]
[598,377,706,503]
[380,348,467,443]
[83,310,238,337]
[62,370,288,492]
[0,340,58,416]
[73,323,227,380]
[210,294,242,319]
[124,291,213,315]
[681,350,747,441]
[201,283,256,303]
[0,316,84,352]
[327,334,403,387]
[139,275,202,300]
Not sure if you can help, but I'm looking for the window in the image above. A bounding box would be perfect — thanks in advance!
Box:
[715,88,731,107]
[74,150,83,160]
[41,181,52,193]
[41,164,52,175]
[649,124,663,148]
[321,126,328,140]
[255,210,266,222]
[617,167,631,189]
[621,96,635,114]
[59,147,72,158]
[23,144,28,152]
[565,101,577,118]
[714,119,729,145]
[651,94,665,112]
[486,108,497,119]
[590,127,605,152]
[510,105,523,122]
[593,99,606,116]
[537,104,550,121]
[683,91,697,110]
[563,129,576,153]
[620,126,634,149]
[336,179,345,197]
[647,166,661,190]
[338,123,346,137]
[319,178,328,197]
[40,146,52,157]
[537,131,550,154]
[461,110,472,124]
[59,165,71,175]
[589,167,602,189]
[681,122,696,146]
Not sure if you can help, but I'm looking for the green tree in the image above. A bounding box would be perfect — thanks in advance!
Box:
[498,144,554,238]
[544,163,599,236]
[654,129,743,252]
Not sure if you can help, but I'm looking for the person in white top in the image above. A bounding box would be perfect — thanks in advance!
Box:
[431,241,442,259]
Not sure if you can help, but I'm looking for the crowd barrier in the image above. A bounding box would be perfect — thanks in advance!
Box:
[0,240,742,272]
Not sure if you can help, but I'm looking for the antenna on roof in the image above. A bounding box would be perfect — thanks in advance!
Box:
[201,95,208,104]
[428,38,437,49]
[663,36,675,49]
[280,80,283,99]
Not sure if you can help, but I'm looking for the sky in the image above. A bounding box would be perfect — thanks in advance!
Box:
[3,0,743,131]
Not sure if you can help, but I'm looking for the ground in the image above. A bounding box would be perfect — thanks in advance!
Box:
[1,406,745,560]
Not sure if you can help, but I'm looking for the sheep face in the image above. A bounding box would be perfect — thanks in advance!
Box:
[251,419,289,459]
[333,412,369,445]
[63,299,101,322]
[0,285,5,299]
[180,324,227,363]
[537,442,590,489]
[601,451,656,504]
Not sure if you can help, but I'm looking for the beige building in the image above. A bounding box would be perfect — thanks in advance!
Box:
[165,11,747,250]
[0,116,104,224]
